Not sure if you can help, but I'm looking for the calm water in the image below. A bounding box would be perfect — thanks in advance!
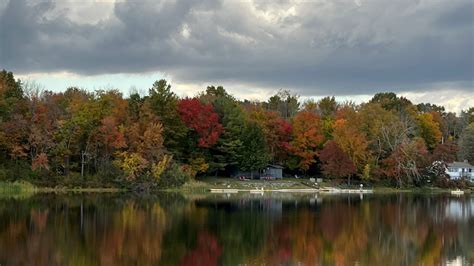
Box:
[0,193,472,266]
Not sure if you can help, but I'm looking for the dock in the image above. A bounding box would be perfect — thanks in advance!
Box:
[209,188,239,193]
[209,188,373,194]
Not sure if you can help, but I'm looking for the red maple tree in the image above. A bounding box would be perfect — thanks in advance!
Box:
[318,140,356,179]
[178,98,223,147]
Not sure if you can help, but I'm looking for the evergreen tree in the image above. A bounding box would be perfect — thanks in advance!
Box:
[205,90,244,175]
[147,80,188,160]
[458,123,474,164]
[238,122,269,178]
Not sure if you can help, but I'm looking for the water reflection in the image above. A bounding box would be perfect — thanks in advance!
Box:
[0,193,472,265]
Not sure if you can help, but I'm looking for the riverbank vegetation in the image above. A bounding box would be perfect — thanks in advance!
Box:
[1,69,473,190]
[0,181,37,194]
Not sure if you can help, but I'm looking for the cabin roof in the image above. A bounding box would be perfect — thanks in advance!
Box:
[447,161,473,168]
[267,164,284,169]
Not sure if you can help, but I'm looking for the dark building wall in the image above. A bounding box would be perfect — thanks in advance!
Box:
[262,167,282,179]
[232,165,283,179]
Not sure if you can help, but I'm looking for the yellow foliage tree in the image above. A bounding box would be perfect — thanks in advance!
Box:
[114,152,148,181]
[416,113,442,150]
[189,156,209,176]
[333,118,369,175]
[151,154,173,180]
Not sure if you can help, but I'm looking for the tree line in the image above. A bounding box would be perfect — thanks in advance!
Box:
[0,69,473,188]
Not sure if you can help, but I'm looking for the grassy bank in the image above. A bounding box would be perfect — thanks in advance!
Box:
[170,177,310,192]
[170,177,472,194]
[0,181,124,195]
[1,177,472,195]
[180,177,474,194]
[0,181,38,194]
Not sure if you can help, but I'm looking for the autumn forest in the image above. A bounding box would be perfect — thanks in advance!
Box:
[0,70,473,189]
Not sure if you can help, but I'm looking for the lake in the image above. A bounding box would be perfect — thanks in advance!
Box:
[0,193,472,265]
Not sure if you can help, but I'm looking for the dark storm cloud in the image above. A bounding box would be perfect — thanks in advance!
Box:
[0,0,472,95]
[436,1,473,28]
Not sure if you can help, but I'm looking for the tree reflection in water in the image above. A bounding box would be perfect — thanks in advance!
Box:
[0,193,472,265]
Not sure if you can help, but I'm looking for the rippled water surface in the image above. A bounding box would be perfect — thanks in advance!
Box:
[0,193,473,265]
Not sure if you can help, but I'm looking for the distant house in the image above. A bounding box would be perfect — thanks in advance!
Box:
[233,164,284,179]
[446,161,474,181]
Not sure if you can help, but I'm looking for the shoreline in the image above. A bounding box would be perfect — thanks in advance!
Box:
[0,179,471,196]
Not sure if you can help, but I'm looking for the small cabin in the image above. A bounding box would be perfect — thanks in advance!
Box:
[446,161,474,181]
[232,164,284,180]
[261,164,283,179]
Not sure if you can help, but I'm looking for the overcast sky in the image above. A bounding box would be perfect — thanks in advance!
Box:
[1,0,472,112]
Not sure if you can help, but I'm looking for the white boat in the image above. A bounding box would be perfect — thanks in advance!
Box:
[451,189,464,195]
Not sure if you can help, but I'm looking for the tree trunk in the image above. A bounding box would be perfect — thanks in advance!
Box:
[104,145,109,177]
[64,156,70,176]
[81,151,85,179]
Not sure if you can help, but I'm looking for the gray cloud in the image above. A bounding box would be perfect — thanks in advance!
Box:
[0,0,472,96]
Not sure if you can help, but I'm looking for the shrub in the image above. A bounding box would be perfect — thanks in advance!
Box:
[435,177,469,189]
[0,168,8,181]
[157,162,192,188]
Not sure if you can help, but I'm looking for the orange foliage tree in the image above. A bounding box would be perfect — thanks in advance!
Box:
[248,108,292,164]
[289,111,324,171]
